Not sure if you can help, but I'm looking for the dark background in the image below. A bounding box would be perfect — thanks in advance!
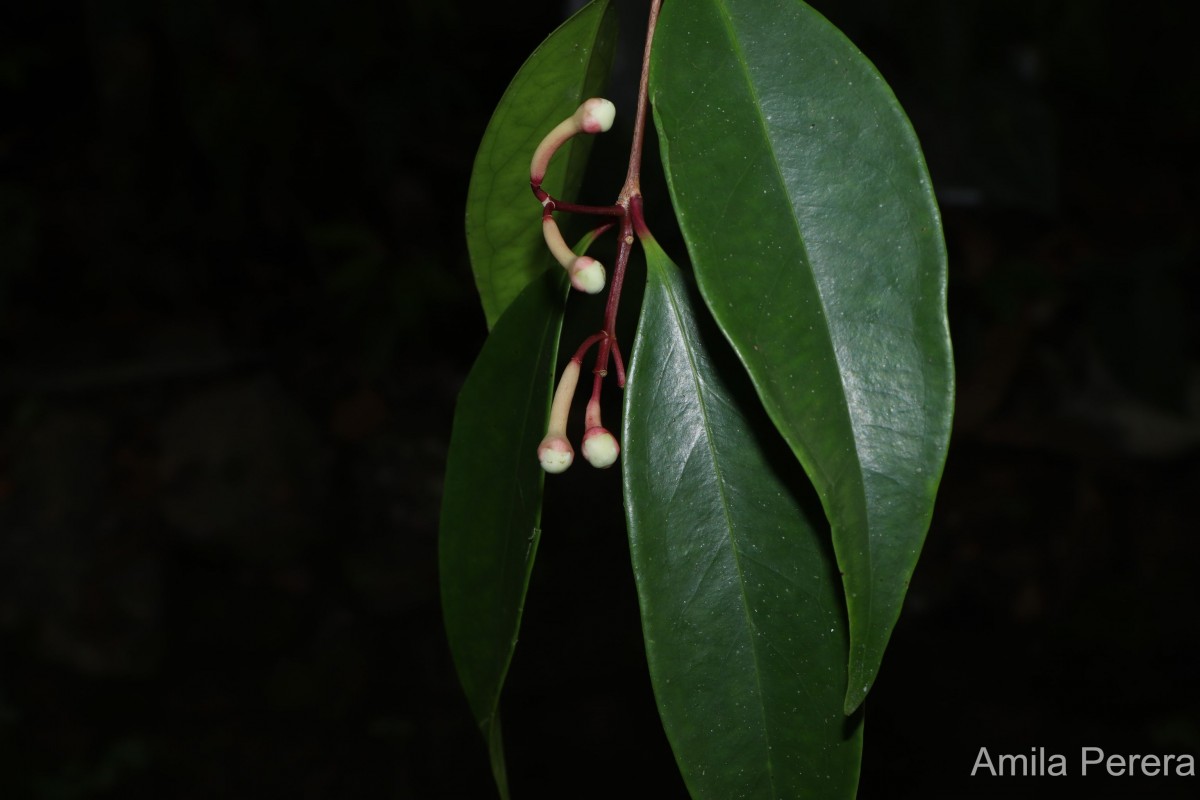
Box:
[2,0,1197,797]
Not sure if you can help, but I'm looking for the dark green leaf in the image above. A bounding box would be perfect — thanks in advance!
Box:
[623,239,863,799]
[650,0,954,713]
[466,0,617,328]
[439,269,568,798]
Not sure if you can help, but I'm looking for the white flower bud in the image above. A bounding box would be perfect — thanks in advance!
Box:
[575,98,616,134]
[581,426,620,469]
[569,257,606,294]
[537,434,574,474]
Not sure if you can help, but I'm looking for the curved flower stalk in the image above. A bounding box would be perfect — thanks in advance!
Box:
[537,359,581,473]
[529,98,616,186]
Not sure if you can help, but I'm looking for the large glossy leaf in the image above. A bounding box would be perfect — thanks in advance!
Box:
[650,0,955,713]
[623,239,863,799]
[466,0,617,329]
[439,269,568,798]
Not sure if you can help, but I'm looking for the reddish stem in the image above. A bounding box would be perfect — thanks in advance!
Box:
[618,0,662,206]
[571,331,608,365]
[533,186,625,217]
[592,0,661,387]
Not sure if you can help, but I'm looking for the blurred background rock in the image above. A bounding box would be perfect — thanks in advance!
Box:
[1,0,1196,797]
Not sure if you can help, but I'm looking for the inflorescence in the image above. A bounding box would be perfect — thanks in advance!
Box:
[530,98,626,473]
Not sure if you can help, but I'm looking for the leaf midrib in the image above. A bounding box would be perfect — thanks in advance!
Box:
[653,256,778,797]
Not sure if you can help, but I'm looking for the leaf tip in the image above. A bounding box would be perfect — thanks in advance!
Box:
[843,659,874,715]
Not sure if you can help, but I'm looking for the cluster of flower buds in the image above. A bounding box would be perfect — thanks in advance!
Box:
[530,98,616,296]
[537,352,620,473]
[530,99,624,475]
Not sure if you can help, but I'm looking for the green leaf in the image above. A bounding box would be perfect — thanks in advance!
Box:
[439,269,569,798]
[650,0,954,714]
[466,0,617,329]
[623,239,863,799]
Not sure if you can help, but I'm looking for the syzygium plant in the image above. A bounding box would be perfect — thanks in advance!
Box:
[440,1,954,798]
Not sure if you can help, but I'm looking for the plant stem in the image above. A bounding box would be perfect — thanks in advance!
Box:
[571,331,608,365]
[592,0,662,397]
[618,0,662,208]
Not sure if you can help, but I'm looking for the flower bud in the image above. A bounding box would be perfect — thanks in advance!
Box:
[575,98,616,134]
[569,257,606,294]
[537,434,574,474]
[581,426,620,469]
